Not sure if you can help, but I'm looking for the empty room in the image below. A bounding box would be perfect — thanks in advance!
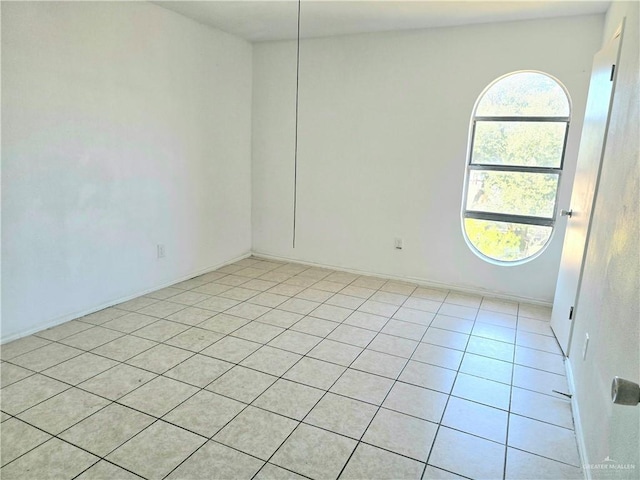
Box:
[1,1,638,479]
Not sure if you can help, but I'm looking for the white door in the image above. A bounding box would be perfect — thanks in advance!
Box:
[551,25,624,356]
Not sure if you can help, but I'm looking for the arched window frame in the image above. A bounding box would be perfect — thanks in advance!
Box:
[462,71,571,265]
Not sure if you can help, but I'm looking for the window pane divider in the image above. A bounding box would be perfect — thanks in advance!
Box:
[464,210,555,227]
[468,164,561,174]
[474,116,569,122]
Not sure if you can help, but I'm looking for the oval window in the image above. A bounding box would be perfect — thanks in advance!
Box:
[462,71,571,264]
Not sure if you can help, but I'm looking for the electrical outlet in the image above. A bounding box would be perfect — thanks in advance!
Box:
[157,244,165,259]
[582,333,590,360]
[394,237,403,250]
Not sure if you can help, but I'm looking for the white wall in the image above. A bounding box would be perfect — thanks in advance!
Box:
[569,1,639,476]
[252,15,604,303]
[1,2,253,341]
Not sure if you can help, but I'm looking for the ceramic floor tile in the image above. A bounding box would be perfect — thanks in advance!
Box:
[476,309,518,329]
[231,321,284,343]
[198,313,249,334]
[380,281,416,296]
[59,326,124,351]
[442,396,508,443]
[516,331,563,355]
[191,282,233,296]
[254,463,307,480]
[225,303,272,321]
[325,293,365,309]
[200,336,261,363]
[80,307,128,326]
[358,300,399,317]
[350,349,408,379]
[472,322,517,344]
[367,334,418,358]
[383,382,448,423]
[268,284,306,297]
[351,276,387,290]
[452,373,511,410]
[510,387,574,429]
[146,286,184,300]
[343,311,389,331]
[480,297,519,315]
[165,306,215,326]
[206,366,277,403]
[291,316,340,338]
[392,307,436,327]
[444,292,483,308]
[102,312,159,334]
[137,301,187,319]
[362,408,437,461]
[505,447,583,479]
[460,352,513,384]
[310,304,354,322]
[164,354,233,387]
[34,320,94,342]
[271,423,357,480]
[518,304,552,321]
[428,426,505,479]
[508,414,581,466]
[402,297,442,313]
[18,387,109,435]
[268,330,322,355]
[398,360,457,394]
[168,291,212,306]
[254,379,324,420]
[381,319,428,341]
[308,339,363,367]
[0,438,98,480]
[515,345,565,375]
[304,392,377,439]
[423,465,468,479]
[240,346,302,376]
[330,369,394,405]
[106,420,206,480]
[194,296,241,312]
[242,279,279,292]
[214,406,298,460]
[167,440,264,480]
[466,335,515,362]
[0,362,34,388]
[370,291,408,306]
[429,314,474,335]
[421,328,469,351]
[126,343,193,374]
[517,317,555,337]
[327,324,377,347]
[78,364,156,401]
[59,403,154,457]
[90,335,157,362]
[132,319,190,343]
[325,271,359,284]
[164,327,223,352]
[247,292,289,307]
[258,309,304,329]
[277,298,321,315]
[0,374,69,415]
[75,460,141,479]
[0,417,51,467]
[411,343,463,370]
[118,376,199,417]
[0,336,51,361]
[337,285,375,300]
[116,297,159,312]
[42,352,118,385]
[437,303,478,321]
[9,342,83,372]
[283,357,346,390]
[512,365,569,398]
[341,443,425,480]
[163,390,245,437]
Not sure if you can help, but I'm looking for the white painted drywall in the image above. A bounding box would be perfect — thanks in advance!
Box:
[568,1,639,475]
[1,2,253,341]
[252,14,604,303]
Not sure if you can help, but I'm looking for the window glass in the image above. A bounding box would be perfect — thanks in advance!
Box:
[462,71,570,264]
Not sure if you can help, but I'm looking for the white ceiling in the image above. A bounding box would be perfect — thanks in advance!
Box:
[153,0,610,42]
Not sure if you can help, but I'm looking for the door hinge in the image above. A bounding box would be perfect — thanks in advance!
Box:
[569,306,574,320]
[610,64,616,81]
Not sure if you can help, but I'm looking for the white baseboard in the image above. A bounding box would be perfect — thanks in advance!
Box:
[0,251,252,345]
[565,359,590,480]
[251,251,552,307]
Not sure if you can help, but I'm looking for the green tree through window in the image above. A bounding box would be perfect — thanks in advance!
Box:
[462,72,570,263]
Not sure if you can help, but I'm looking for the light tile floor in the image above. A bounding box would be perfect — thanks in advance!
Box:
[0,257,584,479]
